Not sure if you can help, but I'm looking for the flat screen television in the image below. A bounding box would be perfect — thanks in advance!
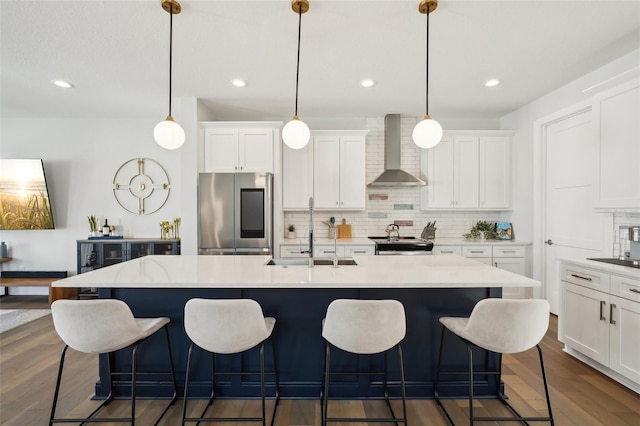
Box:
[0,159,55,229]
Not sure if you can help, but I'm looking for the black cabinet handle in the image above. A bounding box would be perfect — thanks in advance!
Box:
[600,300,606,321]
[571,273,592,281]
[609,304,616,325]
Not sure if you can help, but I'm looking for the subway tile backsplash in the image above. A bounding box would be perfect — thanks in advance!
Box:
[283,117,503,239]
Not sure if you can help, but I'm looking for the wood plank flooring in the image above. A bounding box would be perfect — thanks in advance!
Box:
[1,295,638,425]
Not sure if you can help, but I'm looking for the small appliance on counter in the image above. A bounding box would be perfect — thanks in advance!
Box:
[588,225,640,269]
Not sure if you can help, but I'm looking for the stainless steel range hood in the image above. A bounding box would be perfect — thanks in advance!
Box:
[368,114,426,187]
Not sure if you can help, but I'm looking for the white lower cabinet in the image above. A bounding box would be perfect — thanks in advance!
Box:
[433,243,529,298]
[281,243,374,259]
[560,262,640,390]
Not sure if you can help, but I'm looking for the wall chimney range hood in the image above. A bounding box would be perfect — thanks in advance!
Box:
[368,114,426,187]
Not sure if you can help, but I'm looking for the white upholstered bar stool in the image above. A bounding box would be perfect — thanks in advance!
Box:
[321,299,408,426]
[182,298,280,426]
[434,298,554,425]
[49,299,178,425]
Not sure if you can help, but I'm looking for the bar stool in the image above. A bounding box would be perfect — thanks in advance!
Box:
[182,298,280,425]
[434,298,554,425]
[49,299,178,425]
[321,298,408,426]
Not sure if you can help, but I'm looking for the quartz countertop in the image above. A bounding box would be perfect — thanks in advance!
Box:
[53,254,540,289]
[559,257,640,279]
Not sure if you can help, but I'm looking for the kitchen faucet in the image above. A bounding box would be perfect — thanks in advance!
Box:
[308,197,314,268]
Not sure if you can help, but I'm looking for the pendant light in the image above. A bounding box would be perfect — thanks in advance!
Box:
[282,0,311,150]
[154,0,185,150]
[412,0,443,149]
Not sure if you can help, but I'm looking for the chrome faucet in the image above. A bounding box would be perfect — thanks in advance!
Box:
[308,197,314,268]
[332,229,338,268]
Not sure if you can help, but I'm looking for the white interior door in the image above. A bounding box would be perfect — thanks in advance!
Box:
[544,108,606,314]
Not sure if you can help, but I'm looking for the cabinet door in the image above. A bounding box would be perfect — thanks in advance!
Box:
[313,136,340,209]
[203,128,239,172]
[594,80,640,210]
[562,282,610,365]
[422,135,454,208]
[344,245,375,256]
[454,136,479,208]
[609,295,640,383]
[339,135,366,210]
[314,245,345,258]
[479,136,510,209]
[239,129,273,172]
[433,245,462,256]
[494,258,527,299]
[283,142,313,210]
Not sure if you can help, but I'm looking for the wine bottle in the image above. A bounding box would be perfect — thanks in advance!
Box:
[102,219,110,236]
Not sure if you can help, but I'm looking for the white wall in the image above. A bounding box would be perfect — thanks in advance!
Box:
[501,48,640,281]
[0,117,191,293]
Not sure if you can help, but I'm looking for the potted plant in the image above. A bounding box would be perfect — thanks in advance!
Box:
[463,220,497,240]
[287,224,296,239]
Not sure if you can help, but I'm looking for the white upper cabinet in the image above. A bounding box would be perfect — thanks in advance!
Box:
[420,131,511,210]
[201,123,278,173]
[479,136,511,209]
[282,139,313,210]
[593,80,640,211]
[283,130,367,210]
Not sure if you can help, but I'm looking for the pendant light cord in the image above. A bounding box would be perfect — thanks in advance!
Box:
[294,6,302,117]
[168,9,174,117]
[425,10,430,116]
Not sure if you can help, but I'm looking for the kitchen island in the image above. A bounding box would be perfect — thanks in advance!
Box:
[53,254,540,399]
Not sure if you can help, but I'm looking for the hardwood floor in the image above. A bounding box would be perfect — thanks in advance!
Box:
[1,295,638,425]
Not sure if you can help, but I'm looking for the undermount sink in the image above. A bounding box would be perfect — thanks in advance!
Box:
[266,258,358,266]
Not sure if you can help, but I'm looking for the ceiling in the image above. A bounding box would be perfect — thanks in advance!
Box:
[2,0,639,123]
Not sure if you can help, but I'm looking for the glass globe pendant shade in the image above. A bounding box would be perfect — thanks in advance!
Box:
[412,115,443,149]
[154,116,186,150]
[282,116,310,149]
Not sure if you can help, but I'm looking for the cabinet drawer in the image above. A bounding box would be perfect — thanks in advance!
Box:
[280,246,306,258]
[314,245,345,258]
[610,274,640,303]
[462,246,491,257]
[433,246,462,256]
[560,264,610,292]
[344,245,374,256]
[492,246,526,258]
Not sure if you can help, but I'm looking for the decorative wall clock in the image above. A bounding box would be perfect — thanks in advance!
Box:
[112,158,170,215]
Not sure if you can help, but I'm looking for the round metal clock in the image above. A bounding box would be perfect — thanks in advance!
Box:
[112,158,170,215]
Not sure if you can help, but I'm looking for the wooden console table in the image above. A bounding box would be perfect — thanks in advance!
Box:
[1,272,75,304]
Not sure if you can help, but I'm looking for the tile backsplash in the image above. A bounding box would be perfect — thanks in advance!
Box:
[283,117,503,240]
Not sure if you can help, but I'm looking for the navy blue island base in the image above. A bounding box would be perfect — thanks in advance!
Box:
[97,286,502,400]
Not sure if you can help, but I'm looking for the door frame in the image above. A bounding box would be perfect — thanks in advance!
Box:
[532,99,613,301]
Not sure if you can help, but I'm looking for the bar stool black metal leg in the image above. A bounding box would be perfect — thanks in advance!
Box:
[538,345,555,425]
[322,343,331,426]
[398,344,408,425]
[467,344,474,426]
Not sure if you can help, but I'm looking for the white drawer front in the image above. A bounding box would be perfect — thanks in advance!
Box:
[560,264,610,292]
[492,246,526,258]
[462,246,492,257]
[345,245,374,256]
[280,246,307,258]
[433,246,462,256]
[610,274,640,303]
[314,245,345,258]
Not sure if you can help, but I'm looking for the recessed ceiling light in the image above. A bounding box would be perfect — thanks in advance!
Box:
[484,79,501,87]
[231,79,247,87]
[360,79,375,88]
[51,79,74,89]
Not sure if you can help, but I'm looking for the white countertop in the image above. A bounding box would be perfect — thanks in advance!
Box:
[53,255,540,289]
[281,237,530,246]
[559,257,640,279]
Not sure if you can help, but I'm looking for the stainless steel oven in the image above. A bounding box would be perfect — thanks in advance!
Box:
[369,237,434,255]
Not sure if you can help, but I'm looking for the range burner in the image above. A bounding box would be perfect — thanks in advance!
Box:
[587,258,640,269]
[368,236,434,255]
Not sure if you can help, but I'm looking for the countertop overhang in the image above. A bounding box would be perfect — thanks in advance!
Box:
[53,255,541,289]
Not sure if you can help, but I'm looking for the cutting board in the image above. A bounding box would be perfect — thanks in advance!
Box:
[337,218,352,239]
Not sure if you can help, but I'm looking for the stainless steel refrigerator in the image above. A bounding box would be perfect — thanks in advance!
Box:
[198,172,273,255]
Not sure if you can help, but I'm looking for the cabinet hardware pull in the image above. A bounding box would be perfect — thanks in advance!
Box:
[470,250,484,253]
[503,250,516,253]
[353,250,367,253]
[609,304,616,325]
[571,273,592,281]
[600,300,606,321]
[441,250,454,253]
[494,262,498,267]
[630,288,640,294]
